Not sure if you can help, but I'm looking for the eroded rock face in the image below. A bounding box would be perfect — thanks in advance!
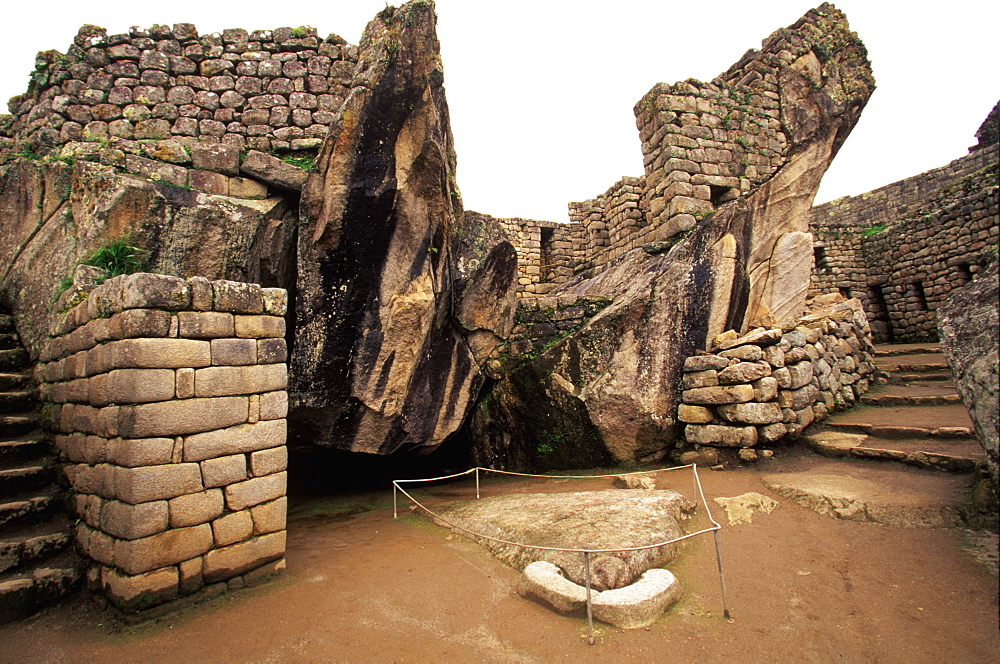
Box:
[292,0,517,454]
[0,159,295,355]
[473,5,874,468]
[938,257,999,493]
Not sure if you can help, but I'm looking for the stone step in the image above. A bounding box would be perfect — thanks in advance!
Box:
[0,555,81,624]
[821,403,974,436]
[0,334,20,351]
[0,492,59,530]
[861,393,962,407]
[0,349,29,372]
[822,421,974,440]
[873,343,942,357]
[0,390,37,414]
[0,465,53,498]
[0,518,73,576]
[0,415,41,437]
[805,430,982,473]
[0,371,32,392]
[892,371,954,382]
[0,438,50,467]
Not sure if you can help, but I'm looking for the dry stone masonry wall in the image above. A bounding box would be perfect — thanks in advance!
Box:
[810,132,998,342]
[34,273,288,611]
[677,296,876,459]
[0,23,359,198]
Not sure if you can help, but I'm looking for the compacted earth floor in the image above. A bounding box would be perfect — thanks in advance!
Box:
[0,450,997,663]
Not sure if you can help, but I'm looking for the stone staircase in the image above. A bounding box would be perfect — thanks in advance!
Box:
[0,310,80,623]
[804,343,984,473]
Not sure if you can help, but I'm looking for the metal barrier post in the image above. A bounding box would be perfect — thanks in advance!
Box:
[713,530,731,620]
[583,551,595,646]
[476,467,480,500]
[393,483,398,519]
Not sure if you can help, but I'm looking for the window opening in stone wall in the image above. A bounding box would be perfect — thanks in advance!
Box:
[867,284,894,343]
[813,245,830,273]
[908,281,928,310]
[838,287,851,300]
[709,185,737,207]
[955,262,973,285]
[540,226,555,282]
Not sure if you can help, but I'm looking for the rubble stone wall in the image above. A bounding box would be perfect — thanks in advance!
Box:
[677,297,875,454]
[809,146,999,342]
[34,273,288,611]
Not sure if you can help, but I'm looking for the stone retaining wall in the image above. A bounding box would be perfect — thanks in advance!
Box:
[676,296,875,460]
[34,273,288,611]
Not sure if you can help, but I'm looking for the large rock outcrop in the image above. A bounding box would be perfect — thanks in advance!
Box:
[291,1,517,454]
[473,5,875,468]
[0,159,295,355]
[937,255,999,493]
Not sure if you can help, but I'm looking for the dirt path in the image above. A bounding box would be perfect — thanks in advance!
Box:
[1,453,997,663]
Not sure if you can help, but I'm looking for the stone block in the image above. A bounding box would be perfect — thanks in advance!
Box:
[759,422,788,443]
[745,370,778,400]
[517,561,592,613]
[176,368,195,398]
[178,311,235,338]
[228,177,269,199]
[685,424,757,447]
[681,370,718,389]
[234,315,285,338]
[213,280,263,314]
[677,404,714,424]
[184,419,285,461]
[194,364,287,397]
[114,524,214,575]
[201,454,248,488]
[118,396,248,437]
[211,338,257,366]
[777,384,819,411]
[763,345,785,368]
[108,308,172,340]
[120,273,190,311]
[105,368,176,404]
[717,402,783,425]
[250,446,287,477]
[682,384,754,405]
[169,489,224,528]
[591,569,682,629]
[225,471,287,511]
[234,151,308,191]
[100,499,169,540]
[259,391,288,420]
[785,361,815,390]
[187,277,213,311]
[189,170,229,195]
[107,438,174,468]
[250,497,287,535]
[179,556,204,594]
[114,463,204,504]
[125,155,187,187]
[102,565,179,612]
[202,531,286,583]
[719,345,763,361]
[718,361,771,385]
[191,142,239,176]
[261,288,288,316]
[110,338,211,369]
[682,355,729,372]
[257,338,287,364]
[212,510,253,547]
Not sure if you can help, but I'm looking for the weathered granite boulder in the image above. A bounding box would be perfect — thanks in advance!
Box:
[436,489,695,590]
[0,159,295,356]
[472,5,874,468]
[937,256,999,493]
[292,0,517,454]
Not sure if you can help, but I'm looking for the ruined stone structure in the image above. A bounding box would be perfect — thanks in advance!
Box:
[808,107,998,342]
[36,274,288,610]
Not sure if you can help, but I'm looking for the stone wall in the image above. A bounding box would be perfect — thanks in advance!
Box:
[809,145,998,342]
[677,296,875,460]
[34,273,288,611]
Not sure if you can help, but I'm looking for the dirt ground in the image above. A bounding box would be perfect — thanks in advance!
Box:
[1,451,998,663]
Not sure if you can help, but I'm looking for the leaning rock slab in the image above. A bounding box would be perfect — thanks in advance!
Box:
[591,568,682,629]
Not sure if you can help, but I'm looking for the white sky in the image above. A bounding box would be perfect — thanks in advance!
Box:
[2,1,997,222]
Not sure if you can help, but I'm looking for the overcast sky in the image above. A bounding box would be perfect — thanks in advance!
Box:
[2,1,996,222]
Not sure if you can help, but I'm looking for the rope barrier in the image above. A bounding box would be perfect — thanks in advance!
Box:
[391,464,732,644]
